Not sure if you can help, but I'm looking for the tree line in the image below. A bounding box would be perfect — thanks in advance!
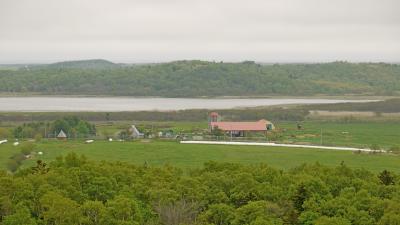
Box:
[0,107,309,124]
[0,60,399,97]
[0,154,399,225]
[12,116,96,139]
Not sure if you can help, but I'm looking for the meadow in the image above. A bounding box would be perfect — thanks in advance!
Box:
[1,110,399,174]
[276,121,400,148]
[95,120,400,149]
[1,140,400,172]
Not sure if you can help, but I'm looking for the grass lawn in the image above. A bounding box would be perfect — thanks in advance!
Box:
[1,140,399,172]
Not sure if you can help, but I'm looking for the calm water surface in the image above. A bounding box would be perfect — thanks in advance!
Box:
[0,97,375,112]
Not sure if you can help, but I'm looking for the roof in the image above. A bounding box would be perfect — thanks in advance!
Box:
[210,112,219,116]
[57,130,67,138]
[210,120,272,131]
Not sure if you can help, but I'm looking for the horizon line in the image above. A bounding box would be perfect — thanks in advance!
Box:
[1,58,400,65]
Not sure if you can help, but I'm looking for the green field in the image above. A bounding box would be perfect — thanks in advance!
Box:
[97,120,400,149]
[277,121,400,148]
[2,118,400,173]
[1,140,400,172]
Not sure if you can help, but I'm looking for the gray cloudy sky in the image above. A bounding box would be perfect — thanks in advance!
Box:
[0,0,399,63]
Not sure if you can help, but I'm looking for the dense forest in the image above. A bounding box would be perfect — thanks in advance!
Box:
[0,60,399,97]
[0,155,399,225]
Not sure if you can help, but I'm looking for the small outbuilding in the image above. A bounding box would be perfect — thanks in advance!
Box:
[129,125,144,139]
[57,130,67,140]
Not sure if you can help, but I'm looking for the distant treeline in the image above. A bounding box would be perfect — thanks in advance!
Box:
[306,98,400,113]
[0,60,399,96]
[12,116,96,139]
[0,107,308,123]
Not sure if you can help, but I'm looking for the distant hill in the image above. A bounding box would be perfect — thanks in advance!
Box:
[0,60,399,97]
[43,59,118,69]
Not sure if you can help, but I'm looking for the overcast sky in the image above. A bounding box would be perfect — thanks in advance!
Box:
[0,0,399,63]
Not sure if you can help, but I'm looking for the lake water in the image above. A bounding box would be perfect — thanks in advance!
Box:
[0,97,375,112]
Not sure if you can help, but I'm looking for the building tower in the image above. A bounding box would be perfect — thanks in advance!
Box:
[208,112,220,130]
[209,112,220,122]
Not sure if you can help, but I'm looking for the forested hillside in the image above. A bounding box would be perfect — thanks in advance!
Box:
[0,155,399,225]
[0,60,399,97]
[42,59,119,69]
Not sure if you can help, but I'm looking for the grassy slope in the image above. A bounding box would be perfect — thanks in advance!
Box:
[1,140,399,172]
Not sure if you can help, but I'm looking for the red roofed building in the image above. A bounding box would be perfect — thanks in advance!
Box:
[209,112,274,137]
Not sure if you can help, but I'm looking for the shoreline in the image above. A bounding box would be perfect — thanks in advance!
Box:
[0,93,393,100]
[0,97,379,112]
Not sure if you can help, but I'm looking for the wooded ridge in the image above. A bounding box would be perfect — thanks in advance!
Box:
[0,60,399,97]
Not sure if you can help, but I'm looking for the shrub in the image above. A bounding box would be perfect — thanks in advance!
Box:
[0,127,11,139]
[11,153,26,164]
[267,131,283,141]
[211,127,224,137]
[370,144,381,150]
[378,170,395,185]
[6,160,19,172]
[389,145,400,154]
[34,133,42,142]
[21,143,35,156]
